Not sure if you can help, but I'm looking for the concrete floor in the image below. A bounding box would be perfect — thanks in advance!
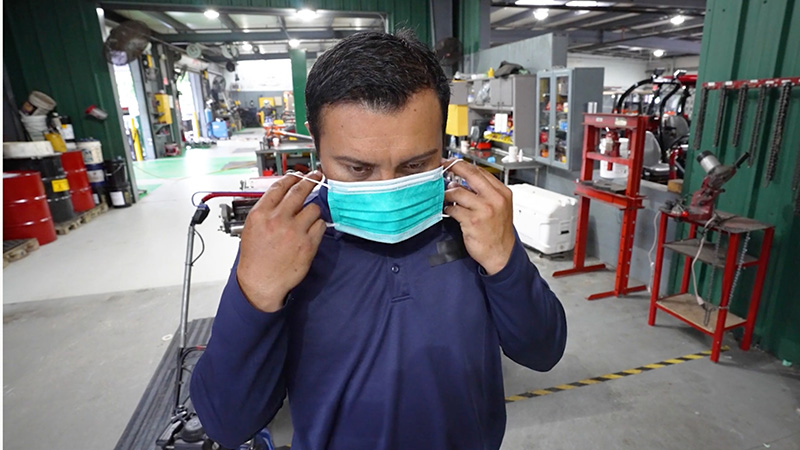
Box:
[4,131,800,449]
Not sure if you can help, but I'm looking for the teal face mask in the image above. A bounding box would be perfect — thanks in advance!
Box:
[290,160,461,244]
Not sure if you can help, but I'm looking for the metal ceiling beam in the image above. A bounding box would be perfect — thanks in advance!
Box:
[490,29,551,45]
[492,9,533,28]
[568,27,703,53]
[218,12,242,32]
[206,52,318,63]
[550,12,634,29]
[489,2,705,16]
[100,2,386,20]
[582,14,666,30]
[144,10,192,33]
[156,29,362,44]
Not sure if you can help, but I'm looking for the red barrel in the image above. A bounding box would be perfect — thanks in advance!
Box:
[60,150,95,212]
[3,171,57,245]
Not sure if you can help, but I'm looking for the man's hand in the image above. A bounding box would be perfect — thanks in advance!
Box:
[443,160,516,276]
[237,171,327,313]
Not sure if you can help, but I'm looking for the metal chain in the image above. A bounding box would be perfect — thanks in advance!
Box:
[713,88,729,148]
[748,85,768,167]
[732,86,748,147]
[727,231,752,309]
[766,81,793,182]
[693,86,709,151]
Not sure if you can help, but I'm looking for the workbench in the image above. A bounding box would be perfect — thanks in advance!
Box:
[453,148,541,185]
[256,142,317,175]
[648,210,774,362]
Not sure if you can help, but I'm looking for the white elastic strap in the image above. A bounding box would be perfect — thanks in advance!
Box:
[287,172,335,227]
[441,159,465,218]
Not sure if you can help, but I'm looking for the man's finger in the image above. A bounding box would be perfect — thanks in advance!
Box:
[442,160,498,197]
[296,202,322,230]
[259,174,303,209]
[444,187,481,210]
[444,204,470,224]
[279,171,323,215]
[308,219,327,247]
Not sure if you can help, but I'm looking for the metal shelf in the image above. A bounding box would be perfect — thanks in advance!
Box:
[663,238,758,268]
[656,294,746,334]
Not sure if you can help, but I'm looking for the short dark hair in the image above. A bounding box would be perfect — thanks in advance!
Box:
[305,30,450,148]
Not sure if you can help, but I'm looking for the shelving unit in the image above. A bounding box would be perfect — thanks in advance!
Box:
[648,210,775,362]
[466,75,536,153]
[536,68,604,171]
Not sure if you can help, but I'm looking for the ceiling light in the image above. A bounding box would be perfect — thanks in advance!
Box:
[565,1,599,7]
[204,9,219,19]
[575,10,590,15]
[670,15,686,25]
[653,49,665,57]
[296,8,318,21]
[288,39,301,48]
[628,46,642,51]
[96,7,104,15]
[241,42,253,52]
[533,8,549,20]
[515,0,559,5]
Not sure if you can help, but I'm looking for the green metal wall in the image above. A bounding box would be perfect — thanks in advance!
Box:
[457,0,483,55]
[4,0,130,163]
[674,0,800,362]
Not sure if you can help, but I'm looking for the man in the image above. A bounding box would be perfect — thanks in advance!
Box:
[191,30,567,449]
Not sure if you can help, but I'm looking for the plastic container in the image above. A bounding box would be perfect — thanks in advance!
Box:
[20,91,57,116]
[60,151,96,212]
[77,140,103,165]
[3,171,58,245]
[508,183,578,255]
[598,137,630,180]
[108,182,133,208]
[4,155,75,223]
[20,115,49,141]
[3,141,55,158]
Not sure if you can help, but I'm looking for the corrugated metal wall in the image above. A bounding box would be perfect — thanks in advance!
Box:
[4,0,130,163]
[674,0,800,362]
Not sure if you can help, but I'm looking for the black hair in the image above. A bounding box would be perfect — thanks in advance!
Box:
[305,30,450,148]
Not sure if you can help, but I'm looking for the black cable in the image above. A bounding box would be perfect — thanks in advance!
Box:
[191,228,205,265]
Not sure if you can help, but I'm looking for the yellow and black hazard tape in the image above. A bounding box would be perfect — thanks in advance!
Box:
[505,346,729,404]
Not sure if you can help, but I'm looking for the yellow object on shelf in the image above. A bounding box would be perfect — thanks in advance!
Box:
[446,104,469,136]
[488,67,494,78]
[44,132,67,152]
[484,132,513,145]
[154,93,173,124]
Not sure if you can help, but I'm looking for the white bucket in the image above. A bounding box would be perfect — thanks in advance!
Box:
[20,115,49,141]
[78,140,103,165]
[20,91,57,116]
[3,141,55,158]
[599,137,630,180]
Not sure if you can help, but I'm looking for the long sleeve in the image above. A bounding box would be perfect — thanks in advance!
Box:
[481,233,567,371]
[191,252,289,448]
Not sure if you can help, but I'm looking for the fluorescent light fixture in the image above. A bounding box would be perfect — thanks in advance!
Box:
[96,7,104,15]
[241,42,253,52]
[204,9,219,19]
[628,46,642,51]
[653,49,665,57]
[566,1,598,7]
[670,15,686,25]
[533,8,549,20]
[296,8,318,21]
[575,10,591,15]
[515,0,559,5]
[288,39,301,48]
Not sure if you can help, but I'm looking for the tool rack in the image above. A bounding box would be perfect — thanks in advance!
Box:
[648,210,774,362]
[553,113,649,300]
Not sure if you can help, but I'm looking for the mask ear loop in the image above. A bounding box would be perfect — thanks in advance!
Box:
[441,159,464,219]
[287,172,336,227]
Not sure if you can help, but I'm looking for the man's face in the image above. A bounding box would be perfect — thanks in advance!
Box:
[314,89,443,182]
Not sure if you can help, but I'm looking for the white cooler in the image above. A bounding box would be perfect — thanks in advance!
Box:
[508,184,577,255]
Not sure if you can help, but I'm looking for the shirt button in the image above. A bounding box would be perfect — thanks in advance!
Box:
[391,264,400,274]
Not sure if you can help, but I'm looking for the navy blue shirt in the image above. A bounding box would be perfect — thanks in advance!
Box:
[191,186,567,449]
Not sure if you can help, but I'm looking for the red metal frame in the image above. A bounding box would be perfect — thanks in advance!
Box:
[553,114,649,300]
[703,77,800,89]
[648,211,775,362]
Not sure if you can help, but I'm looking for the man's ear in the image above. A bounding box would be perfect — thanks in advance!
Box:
[305,121,323,175]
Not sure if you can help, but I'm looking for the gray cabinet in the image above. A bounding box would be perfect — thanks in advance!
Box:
[466,74,536,152]
[535,68,604,171]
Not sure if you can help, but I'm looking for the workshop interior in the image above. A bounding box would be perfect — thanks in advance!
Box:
[2,0,800,449]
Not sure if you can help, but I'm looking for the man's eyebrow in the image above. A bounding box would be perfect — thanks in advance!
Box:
[332,155,377,167]
[398,149,439,166]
